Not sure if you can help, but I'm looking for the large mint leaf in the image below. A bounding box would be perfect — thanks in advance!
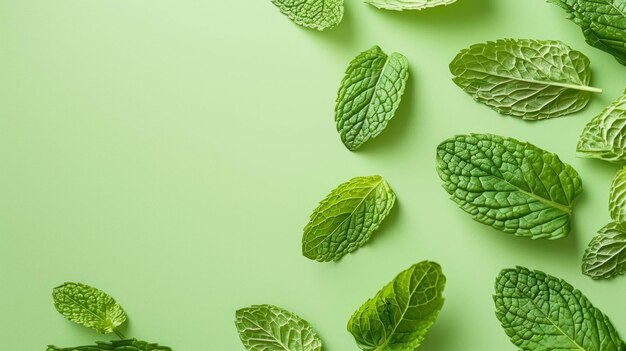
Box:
[365,0,457,10]
[235,304,322,351]
[495,266,626,350]
[611,167,626,222]
[335,46,409,150]
[583,222,626,279]
[347,261,445,351]
[436,134,583,239]
[270,0,343,31]
[302,175,396,262]
[47,339,171,351]
[548,0,626,65]
[449,39,601,120]
[52,282,126,334]
[577,91,626,162]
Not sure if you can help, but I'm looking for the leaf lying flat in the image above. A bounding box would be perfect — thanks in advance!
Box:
[302,175,396,262]
[449,39,601,120]
[47,339,171,351]
[270,0,344,31]
[495,266,626,350]
[583,222,626,279]
[436,134,583,239]
[347,261,445,351]
[577,91,626,162]
[548,0,626,66]
[235,304,321,351]
[335,46,409,150]
[365,0,457,11]
[52,282,126,334]
[610,167,626,222]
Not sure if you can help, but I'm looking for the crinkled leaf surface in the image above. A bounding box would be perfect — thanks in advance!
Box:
[495,266,626,350]
[335,46,409,150]
[47,339,171,351]
[235,304,322,351]
[302,175,396,262]
[365,0,457,11]
[270,0,343,31]
[52,282,126,334]
[548,0,626,65]
[583,222,626,279]
[347,261,445,351]
[436,134,583,239]
[577,91,626,162]
[611,167,626,222]
[449,39,600,120]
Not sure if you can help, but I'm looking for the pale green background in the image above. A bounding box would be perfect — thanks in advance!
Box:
[1,0,626,349]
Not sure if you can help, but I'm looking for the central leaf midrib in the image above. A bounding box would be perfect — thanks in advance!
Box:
[461,67,598,93]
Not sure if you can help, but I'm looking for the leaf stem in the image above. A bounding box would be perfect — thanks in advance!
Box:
[113,328,126,339]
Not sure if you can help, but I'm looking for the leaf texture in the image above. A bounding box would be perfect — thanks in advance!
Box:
[577,91,626,162]
[449,38,600,120]
[302,175,396,262]
[47,339,171,351]
[583,222,626,279]
[235,304,322,351]
[347,261,445,351]
[611,167,626,222]
[270,0,344,31]
[335,46,409,150]
[495,266,626,350]
[436,134,583,239]
[52,283,126,334]
[365,0,457,11]
[548,0,626,65]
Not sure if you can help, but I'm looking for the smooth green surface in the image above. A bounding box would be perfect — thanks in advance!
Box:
[1,1,626,350]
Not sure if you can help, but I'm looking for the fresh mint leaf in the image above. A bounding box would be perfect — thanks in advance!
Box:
[335,45,409,150]
[495,266,626,350]
[302,175,396,262]
[436,134,583,239]
[548,0,626,65]
[577,91,626,162]
[235,304,322,351]
[611,167,626,222]
[449,39,601,120]
[270,0,344,31]
[347,261,445,351]
[366,0,457,10]
[52,282,126,334]
[47,339,171,351]
[583,222,626,279]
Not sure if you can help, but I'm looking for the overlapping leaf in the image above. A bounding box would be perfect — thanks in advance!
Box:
[365,0,457,11]
[577,91,626,162]
[270,0,344,31]
[583,222,626,279]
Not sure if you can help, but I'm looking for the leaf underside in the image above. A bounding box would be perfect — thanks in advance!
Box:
[436,134,583,239]
[270,0,344,31]
[47,339,171,351]
[577,91,626,162]
[365,0,457,11]
[583,222,626,279]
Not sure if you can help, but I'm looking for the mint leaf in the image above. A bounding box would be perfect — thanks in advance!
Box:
[449,39,601,120]
[347,261,445,351]
[366,0,457,10]
[577,91,626,162]
[302,175,396,262]
[436,134,583,239]
[47,339,171,351]
[270,0,343,31]
[548,0,626,65]
[611,167,626,222]
[52,282,126,334]
[495,266,626,350]
[583,222,626,279]
[335,46,409,150]
[235,304,322,351]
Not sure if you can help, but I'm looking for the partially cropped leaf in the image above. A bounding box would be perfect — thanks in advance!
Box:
[47,339,171,351]
[347,261,445,351]
[548,0,626,65]
[302,175,396,262]
[583,222,626,279]
[335,46,409,150]
[270,0,343,31]
[436,134,583,239]
[235,304,321,351]
[52,282,126,334]
[365,0,456,10]
[450,39,601,120]
[495,266,626,350]
[577,91,626,162]
[611,167,626,222]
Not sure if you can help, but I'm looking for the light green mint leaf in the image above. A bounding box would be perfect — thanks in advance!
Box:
[52,282,126,334]
[449,38,601,120]
[47,339,171,351]
[495,266,626,350]
[365,0,457,11]
[270,0,343,31]
[577,91,626,162]
[436,134,583,239]
[235,304,322,351]
[583,222,626,279]
[302,175,396,262]
[611,167,626,222]
[548,0,626,66]
[335,46,409,150]
[347,261,445,351]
